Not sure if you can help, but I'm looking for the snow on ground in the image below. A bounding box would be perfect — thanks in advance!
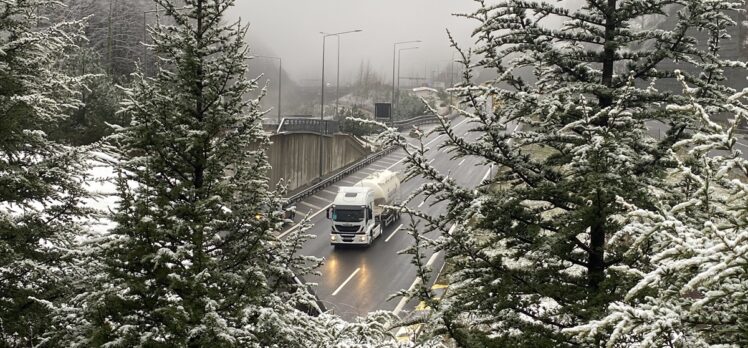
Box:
[82,151,120,234]
[0,151,120,239]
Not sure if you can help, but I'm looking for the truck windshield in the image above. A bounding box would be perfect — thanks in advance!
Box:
[332,208,364,222]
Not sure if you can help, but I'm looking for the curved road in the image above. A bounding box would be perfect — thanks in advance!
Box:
[283,116,489,320]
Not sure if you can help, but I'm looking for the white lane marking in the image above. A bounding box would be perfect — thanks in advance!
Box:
[339,178,359,185]
[385,116,470,172]
[424,135,444,147]
[458,159,466,166]
[453,116,470,128]
[322,188,337,196]
[417,200,426,208]
[392,225,455,316]
[392,224,457,315]
[386,135,444,171]
[428,158,435,165]
[425,250,441,268]
[736,141,748,149]
[393,250,443,316]
[385,224,404,242]
[386,157,406,170]
[331,267,361,296]
[369,163,388,169]
[298,200,322,211]
[480,164,494,183]
[512,122,520,133]
[393,278,420,316]
[349,172,368,180]
[278,203,332,239]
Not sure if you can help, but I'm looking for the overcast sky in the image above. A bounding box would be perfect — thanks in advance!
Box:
[227,0,481,85]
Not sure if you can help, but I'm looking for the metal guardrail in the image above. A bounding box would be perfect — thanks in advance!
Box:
[390,114,456,131]
[273,114,442,136]
[277,118,339,135]
[285,145,398,205]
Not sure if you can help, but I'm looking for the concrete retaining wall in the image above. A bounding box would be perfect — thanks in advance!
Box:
[267,133,371,192]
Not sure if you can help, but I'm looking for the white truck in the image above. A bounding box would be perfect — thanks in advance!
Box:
[327,170,401,246]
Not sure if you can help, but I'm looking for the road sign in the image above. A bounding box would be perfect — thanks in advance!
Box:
[375,103,391,119]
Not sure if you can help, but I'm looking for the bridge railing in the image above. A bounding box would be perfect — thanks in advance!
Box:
[272,113,445,135]
[391,114,441,130]
[277,118,339,135]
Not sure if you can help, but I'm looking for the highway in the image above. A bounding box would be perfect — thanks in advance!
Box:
[284,117,743,321]
[281,116,488,320]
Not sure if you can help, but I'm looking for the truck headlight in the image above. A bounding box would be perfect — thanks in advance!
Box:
[359,235,366,241]
[331,235,337,241]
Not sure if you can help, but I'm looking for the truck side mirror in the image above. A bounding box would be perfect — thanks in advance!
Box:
[367,207,372,220]
[326,207,332,220]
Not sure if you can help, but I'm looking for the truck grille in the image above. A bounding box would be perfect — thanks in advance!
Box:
[335,225,361,233]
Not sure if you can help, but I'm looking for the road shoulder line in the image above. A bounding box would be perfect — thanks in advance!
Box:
[332,267,361,296]
[385,224,404,242]
[298,200,322,211]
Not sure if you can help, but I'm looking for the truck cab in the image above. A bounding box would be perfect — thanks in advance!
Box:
[328,187,381,245]
[327,170,401,247]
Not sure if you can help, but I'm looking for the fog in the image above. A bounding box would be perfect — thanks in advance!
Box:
[227,0,481,86]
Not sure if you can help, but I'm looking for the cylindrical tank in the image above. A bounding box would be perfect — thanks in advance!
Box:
[357,170,400,211]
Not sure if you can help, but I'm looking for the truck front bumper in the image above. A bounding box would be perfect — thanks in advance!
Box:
[331,233,370,245]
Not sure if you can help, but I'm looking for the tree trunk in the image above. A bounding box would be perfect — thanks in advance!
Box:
[587,0,617,291]
[599,0,617,112]
[589,190,606,290]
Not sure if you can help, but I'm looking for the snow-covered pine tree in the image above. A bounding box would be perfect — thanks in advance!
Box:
[567,77,748,347]
[0,0,88,345]
[373,0,746,346]
[55,0,152,80]
[55,0,332,346]
[46,46,123,145]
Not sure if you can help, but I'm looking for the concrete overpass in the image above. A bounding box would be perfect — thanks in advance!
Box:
[267,130,372,192]
[266,116,448,194]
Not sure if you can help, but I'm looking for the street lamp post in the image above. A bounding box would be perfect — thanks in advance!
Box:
[391,40,420,121]
[450,52,456,106]
[335,36,340,119]
[253,55,283,125]
[319,30,362,179]
[396,46,419,118]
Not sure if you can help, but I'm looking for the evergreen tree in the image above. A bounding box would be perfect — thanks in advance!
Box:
[55,1,333,346]
[568,79,748,347]
[375,0,746,346]
[0,0,88,345]
[46,47,124,146]
[337,106,378,137]
[57,0,152,80]
[396,92,429,119]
